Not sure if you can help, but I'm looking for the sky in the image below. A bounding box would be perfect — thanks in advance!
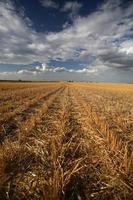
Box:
[0,0,133,82]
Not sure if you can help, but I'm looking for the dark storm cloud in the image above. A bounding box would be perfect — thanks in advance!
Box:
[98,48,133,70]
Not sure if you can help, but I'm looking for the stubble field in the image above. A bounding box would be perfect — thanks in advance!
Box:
[0,82,133,200]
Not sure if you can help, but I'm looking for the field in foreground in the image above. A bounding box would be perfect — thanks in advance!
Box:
[0,82,133,200]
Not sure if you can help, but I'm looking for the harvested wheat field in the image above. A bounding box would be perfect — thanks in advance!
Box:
[0,82,133,200]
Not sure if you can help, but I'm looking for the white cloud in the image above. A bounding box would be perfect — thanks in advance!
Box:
[76,68,98,74]
[17,70,37,75]
[39,0,58,9]
[61,1,82,17]
[16,63,98,75]
[0,0,133,75]
[120,40,133,54]
[36,63,48,71]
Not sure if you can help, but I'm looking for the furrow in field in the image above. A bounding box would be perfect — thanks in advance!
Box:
[0,86,69,200]
[76,87,133,141]
[0,88,48,115]
[75,88,133,176]
[0,86,63,143]
[62,87,117,199]
[0,86,48,106]
[0,85,60,119]
[68,87,133,199]
[0,87,89,200]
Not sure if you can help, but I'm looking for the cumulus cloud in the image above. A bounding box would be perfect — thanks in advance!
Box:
[16,63,98,75]
[36,64,48,72]
[75,68,98,74]
[120,40,133,54]
[0,0,133,75]
[39,0,58,9]
[0,0,39,64]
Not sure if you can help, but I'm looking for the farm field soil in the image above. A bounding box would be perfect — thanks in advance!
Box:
[0,82,133,200]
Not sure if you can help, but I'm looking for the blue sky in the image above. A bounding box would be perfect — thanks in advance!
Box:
[0,0,133,82]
